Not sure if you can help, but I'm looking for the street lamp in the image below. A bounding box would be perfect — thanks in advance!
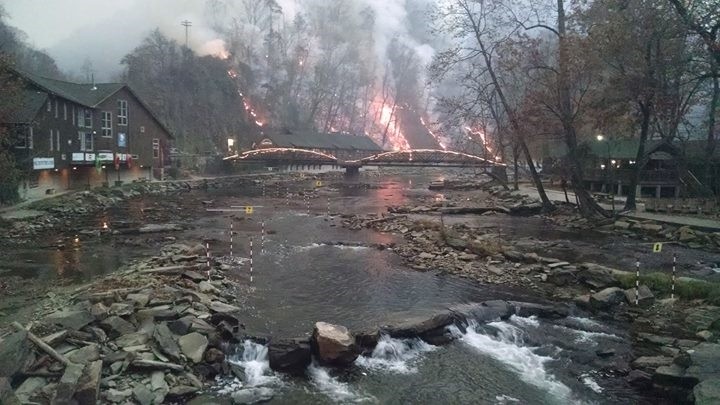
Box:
[596,135,615,212]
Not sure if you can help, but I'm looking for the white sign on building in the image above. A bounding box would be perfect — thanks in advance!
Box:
[33,157,55,170]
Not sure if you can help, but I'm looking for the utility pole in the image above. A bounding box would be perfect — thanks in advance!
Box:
[181,20,192,48]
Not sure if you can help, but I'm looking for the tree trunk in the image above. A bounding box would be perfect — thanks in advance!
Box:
[704,72,719,192]
[513,144,519,191]
[556,0,609,218]
[625,101,652,210]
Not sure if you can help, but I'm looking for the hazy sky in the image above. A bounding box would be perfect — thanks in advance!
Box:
[3,0,132,48]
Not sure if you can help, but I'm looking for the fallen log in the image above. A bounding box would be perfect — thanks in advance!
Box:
[438,206,510,215]
[12,322,71,367]
[131,359,184,372]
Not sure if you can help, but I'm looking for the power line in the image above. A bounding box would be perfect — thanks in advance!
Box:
[181,20,192,48]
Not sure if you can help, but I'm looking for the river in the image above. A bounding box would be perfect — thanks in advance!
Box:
[0,170,660,403]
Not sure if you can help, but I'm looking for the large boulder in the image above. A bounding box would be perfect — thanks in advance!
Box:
[268,339,312,375]
[0,331,33,377]
[590,287,627,310]
[179,332,208,363]
[577,263,620,289]
[311,322,358,366]
[74,360,102,405]
[100,316,136,339]
[686,343,720,381]
[43,309,94,330]
[694,377,720,405]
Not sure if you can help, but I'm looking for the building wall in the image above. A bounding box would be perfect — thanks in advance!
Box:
[18,166,151,200]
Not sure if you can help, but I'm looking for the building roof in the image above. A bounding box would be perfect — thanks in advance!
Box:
[6,90,48,124]
[262,131,383,151]
[14,69,124,108]
[10,69,174,138]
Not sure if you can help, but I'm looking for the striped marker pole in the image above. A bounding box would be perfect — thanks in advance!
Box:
[672,253,677,299]
[261,220,265,254]
[249,238,253,283]
[306,194,310,216]
[327,196,330,217]
[206,242,211,279]
[635,258,640,306]
[230,222,233,258]
[262,182,266,198]
[286,188,290,206]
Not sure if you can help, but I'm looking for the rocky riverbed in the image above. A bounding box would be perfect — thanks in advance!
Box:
[1,169,719,404]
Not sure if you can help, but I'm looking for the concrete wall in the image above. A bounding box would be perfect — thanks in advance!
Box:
[18,166,152,201]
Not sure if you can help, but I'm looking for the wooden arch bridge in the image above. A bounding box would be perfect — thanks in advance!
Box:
[224,148,504,175]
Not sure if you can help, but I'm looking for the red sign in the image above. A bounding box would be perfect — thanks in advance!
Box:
[126,155,133,169]
[114,155,120,170]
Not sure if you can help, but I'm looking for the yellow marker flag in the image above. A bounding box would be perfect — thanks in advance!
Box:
[652,242,662,253]
[316,180,323,187]
[245,206,254,214]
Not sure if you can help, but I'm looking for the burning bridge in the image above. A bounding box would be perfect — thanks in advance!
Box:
[225,148,503,176]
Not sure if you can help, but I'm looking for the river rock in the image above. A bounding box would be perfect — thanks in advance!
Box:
[632,356,674,370]
[0,331,32,377]
[179,332,208,363]
[231,387,274,404]
[653,364,698,388]
[677,226,696,242]
[100,316,136,339]
[115,332,149,348]
[209,301,242,314]
[268,339,312,375]
[354,329,380,352]
[127,293,151,307]
[590,287,626,310]
[577,263,620,289]
[138,223,183,233]
[106,388,133,402]
[546,268,577,286]
[44,308,94,330]
[686,343,720,381]
[15,377,46,402]
[384,312,455,340]
[154,323,182,361]
[67,344,100,365]
[0,377,21,405]
[312,322,358,366]
[133,383,155,405]
[623,285,655,307]
[450,300,513,325]
[510,301,569,319]
[625,369,652,389]
[54,362,85,404]
[694,377,720,404]
[75,360,102,405]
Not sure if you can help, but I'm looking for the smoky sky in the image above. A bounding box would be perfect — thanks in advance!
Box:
[2,0,443,81]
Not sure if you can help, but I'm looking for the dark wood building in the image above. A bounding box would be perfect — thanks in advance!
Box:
[5,69,173,198]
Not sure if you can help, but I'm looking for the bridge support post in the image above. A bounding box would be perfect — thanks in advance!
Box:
[344,166,360,178]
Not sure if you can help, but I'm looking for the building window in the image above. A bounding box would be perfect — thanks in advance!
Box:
[77,108,84,127]
[152,138,160,158]
[72,106,76,125]
[101,111,112,137]
[79,132,93,151]
[84,109,93,128]
[63,103,67,120]
[15,127,33,149]
[49,129,54,151]
[47,99,51,112]
[54,100,58,118]
[117,100,128,126]
[56,130,61,151]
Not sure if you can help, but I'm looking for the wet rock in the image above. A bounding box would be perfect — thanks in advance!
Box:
[179,332,208,363]
[139,223,183,233]
[546,268,577,286]
[510,301,569,319]
[182,271,207,283]
[450,300,513,323]
[44,308,94,330]
[637,333,676,346]
[354,329,380,352]
[205,347,225,363]
[384,312,455,340]
[686,343,720,381]
[116,332,149,348]
[75,360,102,405]
[614,221,631,229]
[694,377,720,404]
[100,316,136,339]
[626,369,653,389]
[231,387,274,404]
[677,226,696,242]
[697,330,715,341]
[589,287,626,310]
[166,385,199,400]
[312,322,358,366]
[151,371,169,403]
[67,344,100,364]
[623,285,655,307]
[110,303,134,316]
[632,356,674,370]
[268,339,312,375]
[199,281,219,294]
[0,331,32,377]
[90,302,110,320]
[154,323,182,361]
[653,364,698,388]
[127,293,151,307]
[209,301,242,314]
